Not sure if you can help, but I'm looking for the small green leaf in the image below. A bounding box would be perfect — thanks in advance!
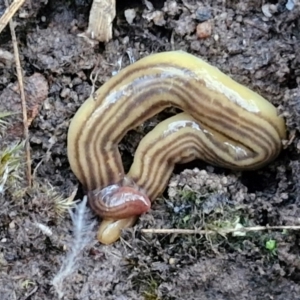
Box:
[265,239,276,251]
[182,215,190,223]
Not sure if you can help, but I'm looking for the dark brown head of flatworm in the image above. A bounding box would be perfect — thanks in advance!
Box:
[87,180,151,219]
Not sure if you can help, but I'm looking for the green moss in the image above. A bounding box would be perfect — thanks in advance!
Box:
[142,276,160,300]
[178,189,197,203]
[0,142,25,195]
[0,111,17,128]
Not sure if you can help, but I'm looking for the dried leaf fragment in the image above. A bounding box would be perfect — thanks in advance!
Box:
[87,0,116,42]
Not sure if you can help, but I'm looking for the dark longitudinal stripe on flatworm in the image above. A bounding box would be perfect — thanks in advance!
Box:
[85,80,274,189]
[95,61,283,141]
[98,75,277,156]
[142,136,212,196]
[75,62,281,191]
[144,135,209,198]
[136,129,226,192]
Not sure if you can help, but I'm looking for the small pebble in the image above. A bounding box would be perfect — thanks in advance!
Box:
[286,0,295,11]
[60,87,71,98]
[144,11,166,26]
[169,258,176,265]
[48,136,58,145]
[124,9,136,25]
[30,136,42,144]
[195,7,211,22]
[144,0,154,10]
[163,0,179,16]
[196,21,212,39]
[261,4,277,18]
[152,11,165,26]
[122,36,129,45]
[72,77,82,86]
[9,221,15,229]
[236,15,243,23]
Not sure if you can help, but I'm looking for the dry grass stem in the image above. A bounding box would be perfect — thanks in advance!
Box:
[141,225,300,236]
[0,0,26,34]
[5,0,32,187]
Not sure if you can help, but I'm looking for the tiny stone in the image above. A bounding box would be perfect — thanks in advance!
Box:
[169,181,178,187]
[30,136,42,144]
[190,40,201,51]
[261,4,273,18]
[152,11,166,26]
[236,15,243,22]
[168,188,176,197]
[164,0,178,16]
[124,9,136,25]
[48,136,58,145]
[70,91,79,102]
[19,11,29,18]
[169,258,176,265]
[72,77,82,86]
[269,4,278,14]
[61,76,71,85]
[196,21,212,39]
[221,177,228,185]
[122,36,129,44]
[195,7,211,22]
[206,179,213,186]
[219,12,227,19]
[8,211,17,217]
[43,98,52,110]
[286,0,295,10]
[77,71,87,80]
[206,166,214,173]
[199,170,207,176]
[184,169,194,175]
[144,0,154,10]
[249,193,256,201]
[60,87,71,98]
[9,221,15,229]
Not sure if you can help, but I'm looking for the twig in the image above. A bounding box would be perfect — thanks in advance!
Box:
[0,0,26,34]
[141,225,300,235]
[5,0,32,187]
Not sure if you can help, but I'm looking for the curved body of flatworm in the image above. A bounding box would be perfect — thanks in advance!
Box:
[67,51,286,244]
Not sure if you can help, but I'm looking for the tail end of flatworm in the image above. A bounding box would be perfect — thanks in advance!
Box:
[97,217,138,244]
[87,179,151,219]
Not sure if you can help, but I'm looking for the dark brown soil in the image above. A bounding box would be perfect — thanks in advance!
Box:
[1,0,300,299]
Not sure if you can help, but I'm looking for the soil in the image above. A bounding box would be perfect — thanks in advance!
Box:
[1,0,300,299]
